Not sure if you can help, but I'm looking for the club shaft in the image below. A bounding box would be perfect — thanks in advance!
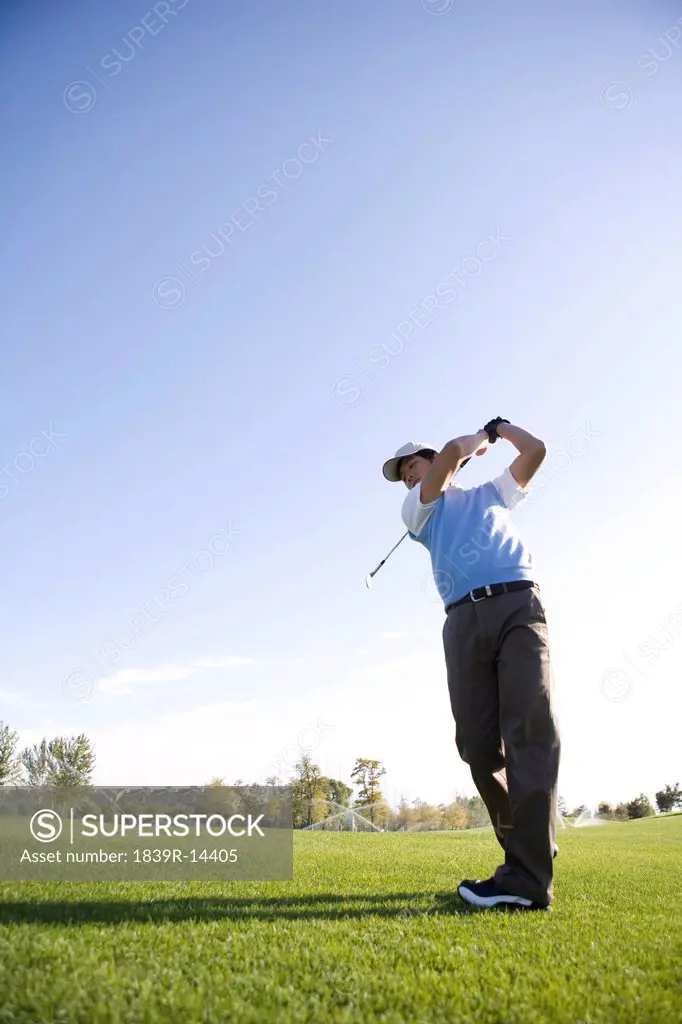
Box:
[384,531,408,560]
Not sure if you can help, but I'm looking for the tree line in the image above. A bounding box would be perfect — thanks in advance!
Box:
[0,722,94,787]
[2,721,679,826]
[559,784,682,821]
[208,754,493,831]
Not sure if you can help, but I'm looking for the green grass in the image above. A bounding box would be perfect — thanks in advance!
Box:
[1,816,680,1023]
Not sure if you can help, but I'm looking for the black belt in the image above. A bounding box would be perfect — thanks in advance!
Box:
[445,580,535,613]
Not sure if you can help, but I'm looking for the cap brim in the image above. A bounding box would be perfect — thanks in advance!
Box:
[382,457,402,482]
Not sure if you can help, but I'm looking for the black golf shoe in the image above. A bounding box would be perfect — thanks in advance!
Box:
[457,877,551,911]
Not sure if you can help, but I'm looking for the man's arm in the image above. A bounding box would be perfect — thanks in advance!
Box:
[420,430,489,504]
[496,422,546,488]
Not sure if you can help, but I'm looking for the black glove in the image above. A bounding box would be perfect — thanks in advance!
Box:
[482,417,510,443]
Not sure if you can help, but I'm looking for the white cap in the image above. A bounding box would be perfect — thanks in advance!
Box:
[382,441,437,483]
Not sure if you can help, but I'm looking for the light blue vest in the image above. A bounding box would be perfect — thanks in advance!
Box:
[409,481,535,607]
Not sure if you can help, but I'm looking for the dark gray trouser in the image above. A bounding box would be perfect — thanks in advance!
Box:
[442,583,561,905]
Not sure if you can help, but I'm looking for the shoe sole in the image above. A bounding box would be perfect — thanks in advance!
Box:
[457,884,550,911]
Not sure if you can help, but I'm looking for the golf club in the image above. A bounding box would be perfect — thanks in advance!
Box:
[365,531,408,588]
[365,455,471,587]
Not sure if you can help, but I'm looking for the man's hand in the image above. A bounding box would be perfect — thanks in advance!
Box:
[475,436,489,456]
[482,417,510,443]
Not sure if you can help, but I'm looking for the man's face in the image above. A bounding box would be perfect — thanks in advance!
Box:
[399,454,431,490]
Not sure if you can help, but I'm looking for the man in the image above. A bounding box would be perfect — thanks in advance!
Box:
[381,418,561,911]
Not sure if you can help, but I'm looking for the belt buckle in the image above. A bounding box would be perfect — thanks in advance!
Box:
[470,585,492,603]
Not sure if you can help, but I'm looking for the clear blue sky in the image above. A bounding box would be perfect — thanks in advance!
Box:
[2,0,681,812]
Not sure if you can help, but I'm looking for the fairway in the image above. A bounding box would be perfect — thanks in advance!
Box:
[0,816,680,1023]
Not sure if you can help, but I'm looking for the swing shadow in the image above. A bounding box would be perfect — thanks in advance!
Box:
[0,889,476,926]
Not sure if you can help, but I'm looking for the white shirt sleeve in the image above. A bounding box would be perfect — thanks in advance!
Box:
[401,485,440,536]
[490,465,528,510]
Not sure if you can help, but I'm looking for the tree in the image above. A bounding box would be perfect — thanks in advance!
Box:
[0,722,21,785]
[655,782,682,814]
[326,778,352,808]
[440,802,469,830]
[369,799,392,829]
[570,804,589,819]
[21,739,51,786]
[351,758,387,827]
[46,735,95,787]
[626,793,654,819]
[394,795,413,831]
[558,795,568,817]
[21,734,95,787]
[613,803,629,822]
[410,798,441,830]
[265,789,287,827]
[596,802,613,819]
[204,777,229,816]
[461,794,490,829]
[292,754,326,828]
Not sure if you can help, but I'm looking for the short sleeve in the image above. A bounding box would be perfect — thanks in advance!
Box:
[490,466,528,510]
[401,485,440,536]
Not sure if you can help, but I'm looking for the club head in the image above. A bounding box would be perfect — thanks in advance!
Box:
[364,573,373,589]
